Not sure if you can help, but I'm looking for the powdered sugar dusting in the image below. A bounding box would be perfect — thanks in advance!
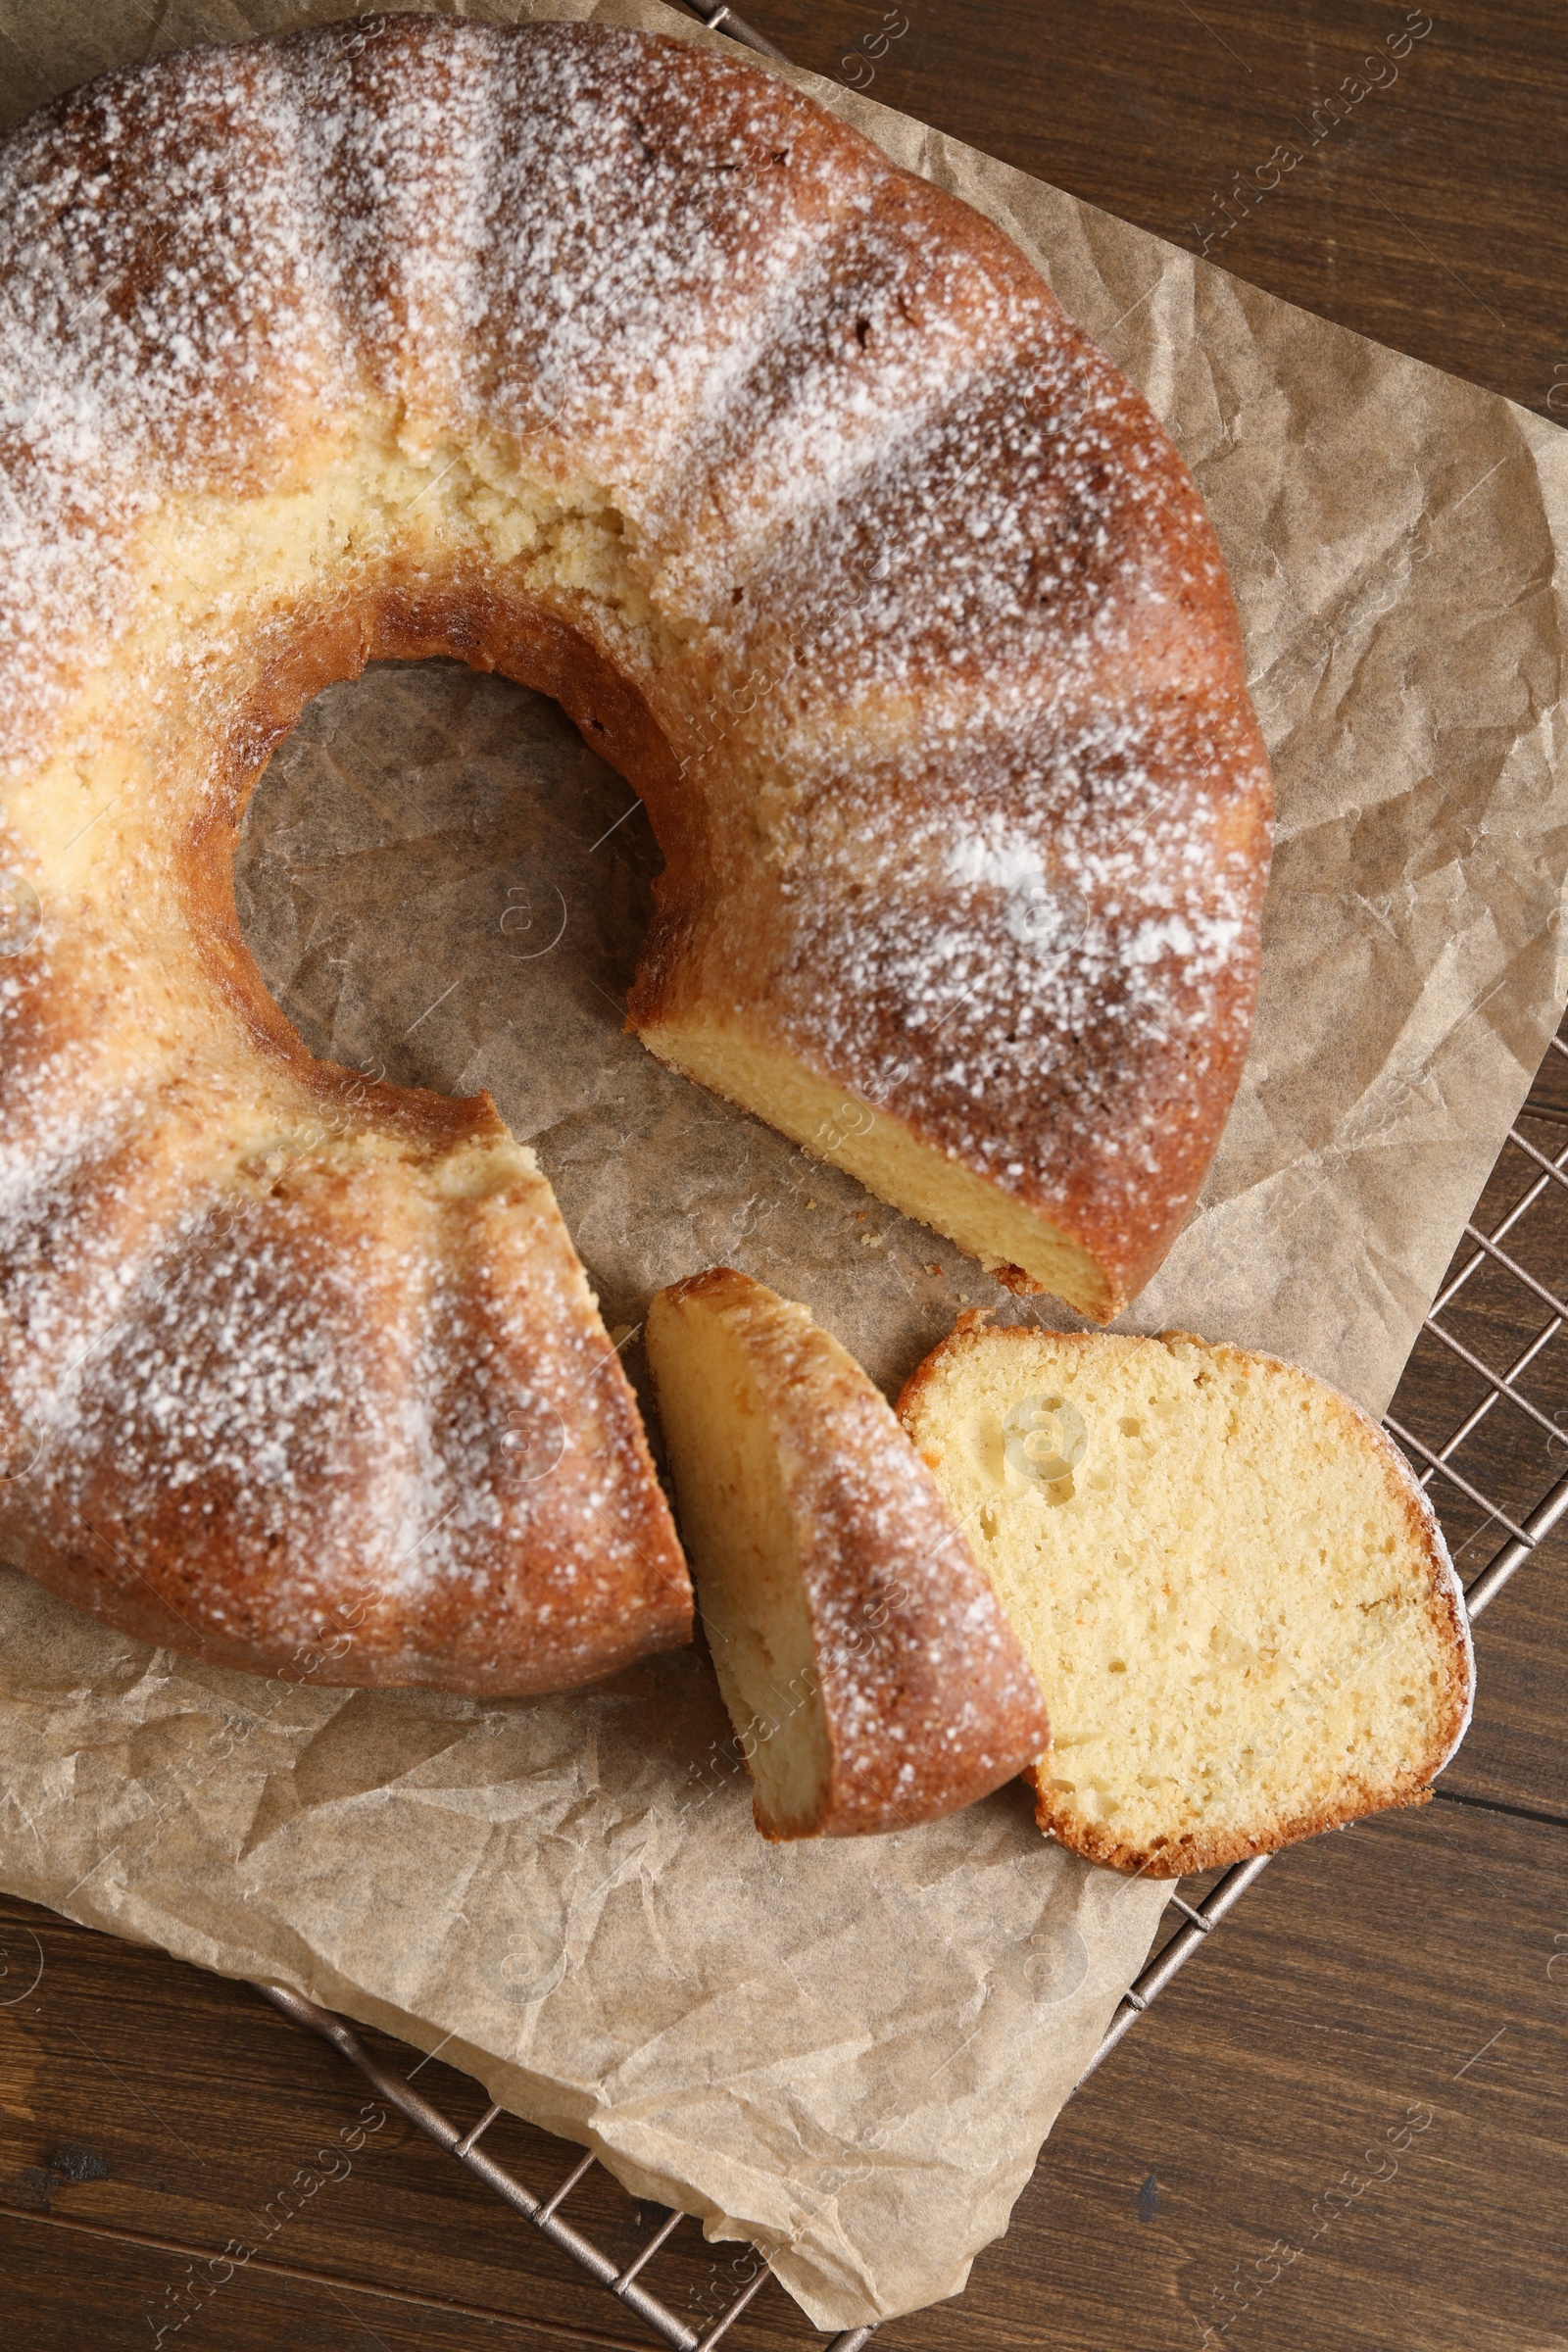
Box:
[794,1353,1051,1815]
[0,17,1266,1682]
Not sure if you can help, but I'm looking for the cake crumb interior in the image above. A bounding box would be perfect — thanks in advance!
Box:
[649,1290,832,1833]
[907,1332,1457,1863]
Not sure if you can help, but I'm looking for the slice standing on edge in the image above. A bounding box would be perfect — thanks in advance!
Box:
[898,1318,1474,1876]
[646,1268,1049,1839]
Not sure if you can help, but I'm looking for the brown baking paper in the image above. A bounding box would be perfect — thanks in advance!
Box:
[1,0,1565,2329]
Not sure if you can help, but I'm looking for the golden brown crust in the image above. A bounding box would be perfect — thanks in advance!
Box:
[898,1321,1474,1877]
[0,15,1265,1686]
[650,1268,1049,1838]
[1024,1758,1441,1878]
[0,563,695,1693]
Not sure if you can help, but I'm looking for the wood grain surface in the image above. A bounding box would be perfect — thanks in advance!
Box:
[2,2,1566,2346]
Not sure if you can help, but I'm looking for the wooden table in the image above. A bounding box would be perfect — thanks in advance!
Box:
[2,3,1565,2345]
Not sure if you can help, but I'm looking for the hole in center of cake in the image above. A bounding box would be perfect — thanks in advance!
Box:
[236,656,662,1115]
[233,655,677,1347]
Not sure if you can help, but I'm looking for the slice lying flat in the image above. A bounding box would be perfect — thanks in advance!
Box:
[898,1318,1473,1876]
[646,1269,1049,1839]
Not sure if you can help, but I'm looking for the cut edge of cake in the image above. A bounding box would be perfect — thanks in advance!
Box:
[897,1316,1474,1877]
[646,1267,1050,1839]
[635,1021,1120,1320]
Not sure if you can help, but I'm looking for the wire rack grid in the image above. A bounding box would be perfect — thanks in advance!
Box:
[251,13,1565,2343]
[257,1022,1568,2351]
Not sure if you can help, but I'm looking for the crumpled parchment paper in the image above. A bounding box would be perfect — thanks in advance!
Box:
[0,0,1564,2328]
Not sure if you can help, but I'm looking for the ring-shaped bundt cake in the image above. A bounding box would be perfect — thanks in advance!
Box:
[0,16,1270,1689]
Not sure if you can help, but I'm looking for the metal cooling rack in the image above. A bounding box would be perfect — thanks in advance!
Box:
[676,0,794,65]
[258,1017,1568,2347]
[1087,1031,1568,2081]
[250,16,1568,2345]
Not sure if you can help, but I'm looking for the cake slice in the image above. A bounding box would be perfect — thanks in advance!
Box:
[898,1319,1473,1876]
[646,1269,1049,1839]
